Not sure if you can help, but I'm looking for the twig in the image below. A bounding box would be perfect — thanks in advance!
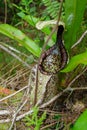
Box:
[39,109,65,115]
[4,0,7,23]
[1,69,29,87]
[70,87,87,91]
[0,68,29,86]
[40,67,87,108]
[0,86,28,102]
[0,108,64,123]
[1,42,30,58]
[0,44,30,68]
[0,119,11,124]
[0,61,20,77]
[1,67,86,123]
[8,77,31,130]
[41,121,58,130]
[71,30,87,48]
[40,88,67,108]
[1,85,87,124]
[0,66,86,124]
[0,110,11,116]
[34,0,64,105]
[9,96,29,130]
[0,109,33,123]
[67,67,87,88]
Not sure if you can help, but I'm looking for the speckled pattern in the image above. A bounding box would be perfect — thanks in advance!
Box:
[29,65,58,105]
[29,25,68,105]
[39,25,68,75]
[41,45,61,74]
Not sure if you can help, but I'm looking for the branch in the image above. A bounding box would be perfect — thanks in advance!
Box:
[8,77,31,130]
[67,67,87,88]
[0,110,33,123]
[0,86,28,102]
[71,30,87,48]
[40,67,87,108]
[0,44,30,68]
[0,110,11,116]
[4,0,7,23]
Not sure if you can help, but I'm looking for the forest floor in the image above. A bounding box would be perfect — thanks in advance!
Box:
[0,37,87,130]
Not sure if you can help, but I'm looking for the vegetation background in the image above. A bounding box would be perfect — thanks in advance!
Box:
[0,0,87,130]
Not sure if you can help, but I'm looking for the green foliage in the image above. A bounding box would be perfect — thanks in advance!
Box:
[0,1,87,130]
[0,0,4,7]
[17,12,53,37]
[42,0,60,19]
[0,24,41,57]
[53,115,61,129]
[61,51,87,72]
[70,110,87,130]
[26,55,34,64]
[60,0,87,73]
[17,12,39,27]
[0,0,87,72]
[24,107,46,130]
[19,0,33,11]
[64,0,87,50]
[0,123,10,130]
[12,0,36,15]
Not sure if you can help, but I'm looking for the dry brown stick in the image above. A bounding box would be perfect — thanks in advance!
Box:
[9,95,29,130]
[39,109,64,115]
[0,86,28,102]
[1,42,30,58]
[0,109,33,123]
[8,77,31,130]
[67,67,87,88]
[34,0,64,105]
[40,88,67,108]
[0,67,28,86]
[1,65,86,124]
[4,0,7,23]
[41,121,58,130]
[0,58,17,71]
[3,69,29,86]
[0,108,64,121]
[1,87,87,124]
[0,44,30,68]
[40,67,87,108]
[70,87,87,91]
[0,110,11,116]
[0,82,86,124]
[71,30,87,48]
[9,96,29,130]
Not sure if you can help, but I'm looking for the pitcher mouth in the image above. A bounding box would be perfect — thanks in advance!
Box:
[39,25,68,75]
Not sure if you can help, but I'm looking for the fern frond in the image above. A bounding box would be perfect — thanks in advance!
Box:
[42,0,60,19]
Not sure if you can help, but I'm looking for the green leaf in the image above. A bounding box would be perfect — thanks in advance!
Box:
[17,12,55,40]
[64,0,87,50]
[70,110,87,130]
[17,12,39,27]
[0,24,41,57]
[61,51,87,72]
